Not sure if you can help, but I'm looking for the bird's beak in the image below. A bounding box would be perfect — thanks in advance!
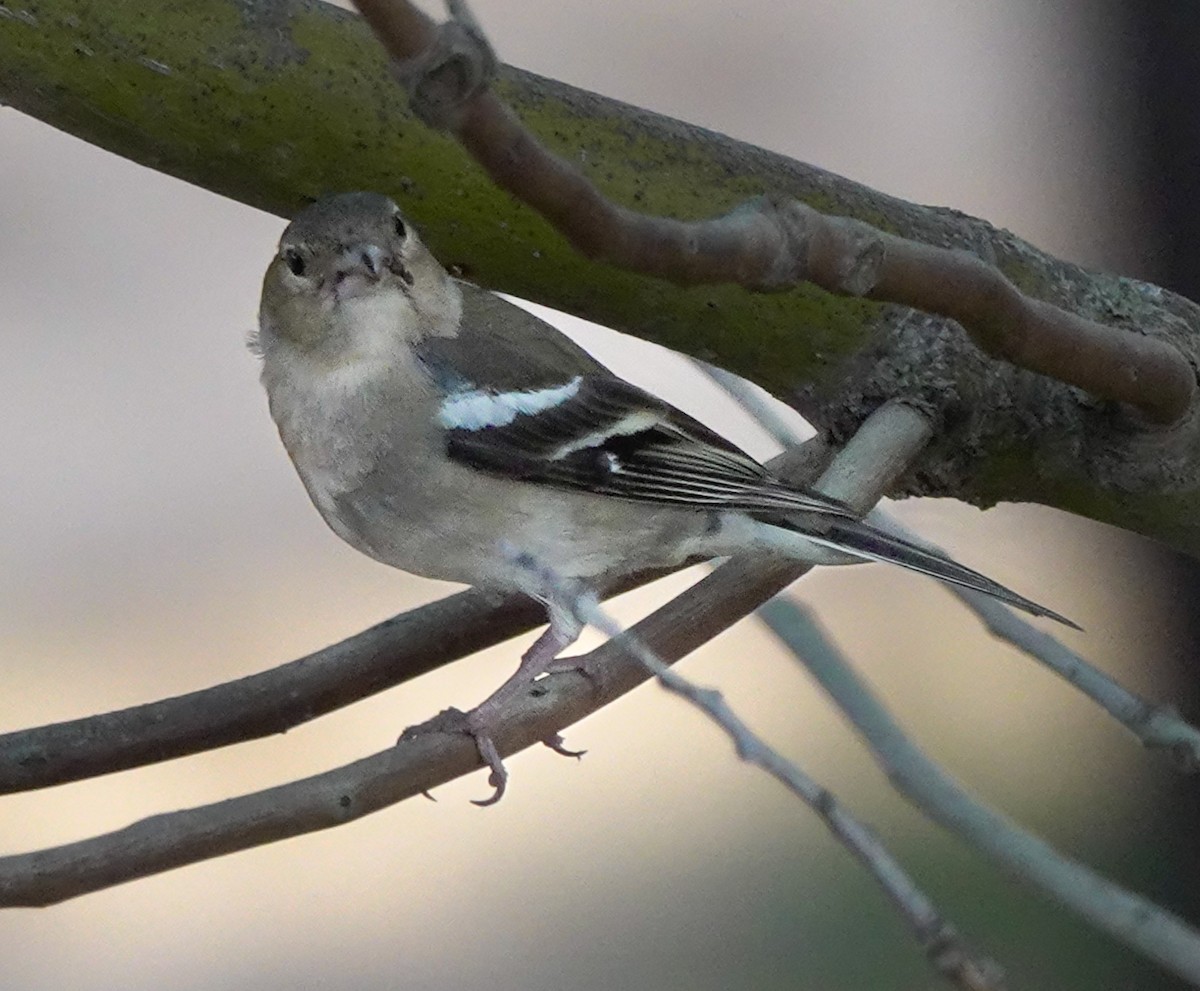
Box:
[336,243,387,283]
[328,243,397,302]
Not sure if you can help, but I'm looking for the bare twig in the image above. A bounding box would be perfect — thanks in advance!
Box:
[0,402,929,906]
[515,558,1006,991]
[352,0,1195,424]
[699,360,1200,772]
[699,361,814,448]
[0,589,541,794]
[760,599,1200,986]
[895,526,1200,773]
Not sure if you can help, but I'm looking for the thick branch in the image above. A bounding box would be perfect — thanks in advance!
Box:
[6,1,1200,550]
[0,404,928,906]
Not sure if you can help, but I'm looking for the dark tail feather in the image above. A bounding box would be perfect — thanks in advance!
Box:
[801,518,1080,630]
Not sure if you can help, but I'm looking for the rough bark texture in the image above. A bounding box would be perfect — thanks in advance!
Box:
[3,0,1200,551]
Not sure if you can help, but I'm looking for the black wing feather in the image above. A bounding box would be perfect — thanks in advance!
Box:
[442,374,852,517]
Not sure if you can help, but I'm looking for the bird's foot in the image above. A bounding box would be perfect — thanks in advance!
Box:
[400,706,584,806]
[400,707,509,806]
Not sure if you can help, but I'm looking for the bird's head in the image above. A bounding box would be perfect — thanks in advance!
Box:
[256,192,459,362]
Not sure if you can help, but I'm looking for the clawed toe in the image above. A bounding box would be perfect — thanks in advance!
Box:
[543,733,586,760]
[399,707,512,806]
[469,732,509,807]
[400,711,587,804]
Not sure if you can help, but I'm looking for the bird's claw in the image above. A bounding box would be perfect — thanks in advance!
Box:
[470,732,509,807]
[543,733,586,760]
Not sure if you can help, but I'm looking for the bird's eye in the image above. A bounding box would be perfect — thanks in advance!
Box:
[393,214,407,240]
[282,248,306,276]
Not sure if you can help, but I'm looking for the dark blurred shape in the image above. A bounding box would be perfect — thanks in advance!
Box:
[1116,0,1200,953]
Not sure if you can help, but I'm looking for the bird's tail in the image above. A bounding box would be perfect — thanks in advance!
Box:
[774,516,1079,629]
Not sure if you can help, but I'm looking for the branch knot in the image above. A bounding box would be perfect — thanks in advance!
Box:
[391,0,497,130]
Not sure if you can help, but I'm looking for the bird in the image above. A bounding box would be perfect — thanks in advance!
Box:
[254,191,1074,804]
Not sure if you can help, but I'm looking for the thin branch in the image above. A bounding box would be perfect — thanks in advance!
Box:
[523,564,1006,991]
[897,527,1200,773]
[0,589,541,794]
[353,0,1195,424]
[699,361,815,448]
[760,599,1200,986]
[701,360,1200,772]
[0,569,672,794]
[0,402,930,906]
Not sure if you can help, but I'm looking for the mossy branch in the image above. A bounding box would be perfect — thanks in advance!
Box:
[4,0,1200,552]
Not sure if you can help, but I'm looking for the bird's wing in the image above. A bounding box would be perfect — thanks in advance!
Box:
[417,283,611,392]
[416,289,1076,627]
[414,283,847,517]
[432,366,852,518]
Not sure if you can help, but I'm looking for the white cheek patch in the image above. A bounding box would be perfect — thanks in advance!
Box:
[437,377,583,431]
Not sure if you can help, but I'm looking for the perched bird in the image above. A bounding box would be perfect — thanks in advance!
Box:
[255,192,1073,803]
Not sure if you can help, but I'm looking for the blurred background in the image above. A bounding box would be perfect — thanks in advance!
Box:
[2,1,1198,987]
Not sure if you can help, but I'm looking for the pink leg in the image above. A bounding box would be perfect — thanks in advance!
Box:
[402,603,585,805]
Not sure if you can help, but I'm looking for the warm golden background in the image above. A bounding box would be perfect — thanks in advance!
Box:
[2,1,1195,988]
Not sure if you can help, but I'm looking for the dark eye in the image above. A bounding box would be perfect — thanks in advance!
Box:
[282,248,306,276]
[393,214,407,240]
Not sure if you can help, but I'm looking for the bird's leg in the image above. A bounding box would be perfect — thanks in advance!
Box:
[402,602,585,806]
[470,610,586,784]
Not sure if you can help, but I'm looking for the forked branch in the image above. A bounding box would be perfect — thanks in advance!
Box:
[521,558,1006,991]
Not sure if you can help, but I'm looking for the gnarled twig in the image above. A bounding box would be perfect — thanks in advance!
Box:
[353,0,1195,424]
